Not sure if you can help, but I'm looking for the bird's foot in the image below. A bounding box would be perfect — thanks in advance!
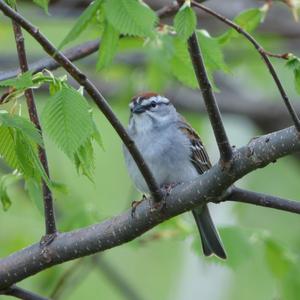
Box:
[131,194,147,218]
[40,232,57,248]
[150,183,179,212]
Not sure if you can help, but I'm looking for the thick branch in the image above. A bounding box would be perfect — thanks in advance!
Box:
[0,126,299,288]
[191,0,300,131]
[0,285,50,300]
[11,9,56,234]
[227,187,300,214]
[0,0,163,202]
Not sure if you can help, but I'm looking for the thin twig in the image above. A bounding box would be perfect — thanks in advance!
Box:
[93,255,144,300]
[0,0,164,202]
[11,7,56,235]
[50,259,86,299]
[191,0,300,131]
[226,187,300,214]
[0,285,50,300]
[177,1,232,162]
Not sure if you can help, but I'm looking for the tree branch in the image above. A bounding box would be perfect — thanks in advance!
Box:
[0,40,100,81]
[226,187,300,214]
[176,0,233,163]
[0,0,164,202]
[0,126,299,289]
[11,6,56,235]
[191,0,300,131]
[0,285,50,300]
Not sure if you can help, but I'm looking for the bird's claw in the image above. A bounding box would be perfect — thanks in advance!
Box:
[131,195,147,217]
[40,232,57,248]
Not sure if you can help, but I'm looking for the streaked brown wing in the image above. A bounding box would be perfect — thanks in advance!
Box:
[178,117,211,174]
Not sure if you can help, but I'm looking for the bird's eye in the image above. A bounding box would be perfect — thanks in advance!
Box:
[151,101,157,108]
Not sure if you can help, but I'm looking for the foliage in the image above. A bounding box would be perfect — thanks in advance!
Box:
[0,0,300,299]
[286,55,300,94]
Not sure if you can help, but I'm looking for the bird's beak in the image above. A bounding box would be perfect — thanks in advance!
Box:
[132,104,145,114]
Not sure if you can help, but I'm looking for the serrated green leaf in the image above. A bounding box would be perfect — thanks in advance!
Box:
[14,131,49,185]
[41,84,94,158]
[0,71,33,89]
[97,21,120,70]
[0,112,43,146]
[174,5,197,40]
[104,0,157,37]
[197,31,229,74]
[286,56,300,94]
[218,8,265,44]
[171,37,197,88]
[0,126,18,169]
[33,0,49,13]
[170,33,227,89]
[0,173,22,211]
[4,0,16,8]
[25,177,43,214]
[74,139,95,181]
[59,0,103,49]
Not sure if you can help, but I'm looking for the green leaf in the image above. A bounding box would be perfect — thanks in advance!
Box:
[74,139,95,181]
[14,131,50,187]
[171,37,197,88]
[41,84,94,158]
[33,0,49,13]
[170,33,227,89]
[218,8,265,44]
[286,56,300,94]
[25,178,43,214]
[104,0,157,37]
[0,112,43,146]
[197,31,229,74]
[58,0,103,49]
[97,21,120,70]
[0,126,18,169]
[264,238,292,280]
[174,4,197,40]
[0,174,20,211]
[0,71,33,89]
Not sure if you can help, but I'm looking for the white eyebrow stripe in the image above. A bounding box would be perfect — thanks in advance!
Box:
[141,96,169,106]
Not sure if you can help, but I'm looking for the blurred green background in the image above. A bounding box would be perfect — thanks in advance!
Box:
[1,1,300,299]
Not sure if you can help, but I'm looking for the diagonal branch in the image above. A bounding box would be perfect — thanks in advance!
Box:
[0,285,50,300]
[0,125,299,289]
[0,0,164,202]
[176,0,233,163]
[191,0,300,131]
[0,40,100,81]
[11,6,56,235]
[226,187,300,214]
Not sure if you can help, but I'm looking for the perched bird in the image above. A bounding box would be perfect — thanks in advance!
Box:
[123,92,226,259]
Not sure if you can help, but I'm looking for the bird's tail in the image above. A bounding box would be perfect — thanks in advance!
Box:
[192,204,227,259]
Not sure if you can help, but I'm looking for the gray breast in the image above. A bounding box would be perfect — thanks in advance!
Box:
[123,121,199,193]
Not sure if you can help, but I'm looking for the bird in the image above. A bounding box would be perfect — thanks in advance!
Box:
[123,92,226,259]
